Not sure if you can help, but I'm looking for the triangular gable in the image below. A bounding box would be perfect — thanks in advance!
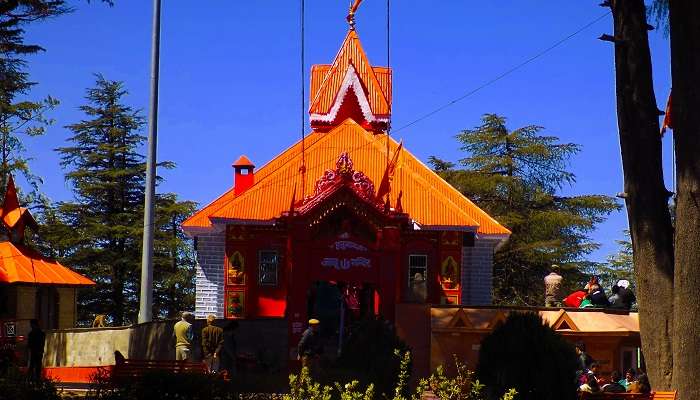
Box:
[447,308,473,329]
[309,30,390,123]
[488,310,508,329]
[550,309,579,331]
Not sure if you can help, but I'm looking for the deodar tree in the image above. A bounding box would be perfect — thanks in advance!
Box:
[606,0,700,396]
[430,114,619,305]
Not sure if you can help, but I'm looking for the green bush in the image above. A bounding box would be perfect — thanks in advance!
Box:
[337,317,410,396]
[414,356,516,400]
[85,370,239,400]
[0,367,61,400]
[476,312,577,400]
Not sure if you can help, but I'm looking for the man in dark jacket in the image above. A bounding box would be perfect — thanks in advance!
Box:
[297,319,323,372]
[27,319,45,382]
[575,341,594,383]
[201,314,223,372]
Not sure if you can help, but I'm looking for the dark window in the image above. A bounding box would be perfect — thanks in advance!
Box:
[408,255,428,302]
[258,250,279,286]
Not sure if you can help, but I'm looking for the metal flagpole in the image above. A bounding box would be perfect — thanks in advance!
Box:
[139,0,162,324]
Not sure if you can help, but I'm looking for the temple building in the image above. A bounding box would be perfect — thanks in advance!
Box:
[0,177,94,342]
[183,26,510,354]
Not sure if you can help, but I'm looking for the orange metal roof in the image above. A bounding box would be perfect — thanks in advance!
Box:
[431,307,639,334]
[232,155,255,167]
[309,30,391,117]
[0,241,95,286]
[184,119,510,235]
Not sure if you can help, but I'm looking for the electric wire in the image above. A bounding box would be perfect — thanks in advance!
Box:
[392,11,612,134]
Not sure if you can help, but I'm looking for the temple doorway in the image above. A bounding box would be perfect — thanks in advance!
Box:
[307,280,378,357]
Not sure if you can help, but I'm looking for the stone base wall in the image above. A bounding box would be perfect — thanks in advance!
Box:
[43,318,288,370]
[194,232,226,319]
[461,238,499,305]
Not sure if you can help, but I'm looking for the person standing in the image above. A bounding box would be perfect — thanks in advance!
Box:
[297,319,323,372]
[575,341,594,383]
[544,265,563,307]
[219,320,238,378]
[27,319,45,382]
[201,314,223,373]
[173,312,194,361]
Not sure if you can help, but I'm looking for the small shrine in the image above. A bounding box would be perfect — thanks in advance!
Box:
[183,13,510,358]
[0,176,94,343]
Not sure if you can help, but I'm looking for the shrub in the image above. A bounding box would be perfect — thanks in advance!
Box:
[0,367,61,400]
[85,370,239,400]
[413,356,516,400]
[337,317,410,396]
[476,312,577,400]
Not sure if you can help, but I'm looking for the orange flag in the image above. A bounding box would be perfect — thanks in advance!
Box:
[661,90,673,136]
[376,141,403,201]
[288,183,297,216]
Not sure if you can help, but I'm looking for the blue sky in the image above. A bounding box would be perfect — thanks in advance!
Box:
[22,1,672,262]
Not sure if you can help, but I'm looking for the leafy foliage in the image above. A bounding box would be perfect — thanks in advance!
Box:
[337,317,411,397]
[0,367,61,400]
[86,369,239,400]
[590,231,635,291]
[430,114,620,305]
[0,1,69,205]
[414,356,517,400]
[37,76,195,325]
[476,312,577,400]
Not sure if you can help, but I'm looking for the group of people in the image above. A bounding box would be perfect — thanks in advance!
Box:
[172,312,238,376]
[575,341,650,394]
[545,267,636,310]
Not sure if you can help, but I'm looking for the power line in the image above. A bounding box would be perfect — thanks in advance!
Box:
[393,11,611,134]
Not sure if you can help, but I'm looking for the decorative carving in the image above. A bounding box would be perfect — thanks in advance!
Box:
[304,152,381,210]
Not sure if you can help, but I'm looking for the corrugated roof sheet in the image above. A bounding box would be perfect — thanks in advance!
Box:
[431,307,639,333]
[0,242,95,286]
[309,30,390,117]
[184,119,510,235]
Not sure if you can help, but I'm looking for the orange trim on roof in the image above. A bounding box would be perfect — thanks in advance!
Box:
[0,242,95,286]
[185,120,510,235]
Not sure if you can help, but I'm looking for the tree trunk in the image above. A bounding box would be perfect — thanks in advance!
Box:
[669,2,700,398]
[610,0,675,390]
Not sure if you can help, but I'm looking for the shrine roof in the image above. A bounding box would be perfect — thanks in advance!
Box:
[431,307,639,334]
[0,241,95,286]
[183,119,511,236]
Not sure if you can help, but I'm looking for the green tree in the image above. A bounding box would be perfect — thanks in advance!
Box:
[0,1,69,203]
[595,231,634,291]
[430,114,619,305]
[42,75,194,325]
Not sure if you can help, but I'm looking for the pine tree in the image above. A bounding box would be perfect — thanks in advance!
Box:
[0,1,68,204]
[430,114,620,306]
[44,75,195,325]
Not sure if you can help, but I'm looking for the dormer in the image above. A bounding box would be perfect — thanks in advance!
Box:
[309,30,392,133]
[232,155,255,195]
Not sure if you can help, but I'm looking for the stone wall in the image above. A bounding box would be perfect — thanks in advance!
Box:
[56,287,76,330]
[461,238,499,305]
[194,231,226,318]
[43,318,288,370]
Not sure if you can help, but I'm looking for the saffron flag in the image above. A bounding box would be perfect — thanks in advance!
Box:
[661,90,673,136]
[376,140,403,202]
[288,183,297,216]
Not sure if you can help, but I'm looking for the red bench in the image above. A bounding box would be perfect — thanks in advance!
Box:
[579,391,677,400]
[111,359,207,384]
